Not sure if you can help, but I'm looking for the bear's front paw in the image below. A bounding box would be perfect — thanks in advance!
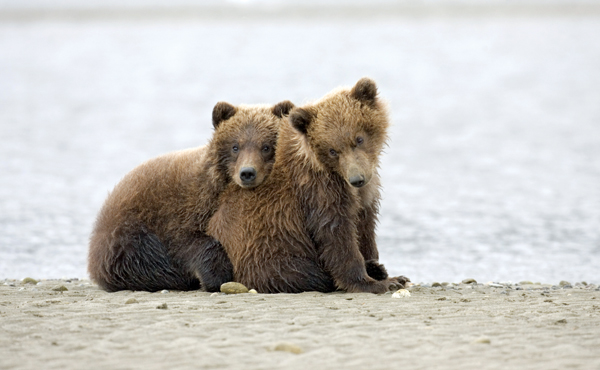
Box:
[365,259,389,281]
[390,275,411,289]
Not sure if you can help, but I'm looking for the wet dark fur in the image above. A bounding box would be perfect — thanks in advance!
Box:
[88,101,294,292]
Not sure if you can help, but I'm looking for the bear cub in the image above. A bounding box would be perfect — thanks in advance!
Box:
[208,78,409,293]
[88,100,294,292]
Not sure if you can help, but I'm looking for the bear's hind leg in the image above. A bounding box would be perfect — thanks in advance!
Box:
[251,256,336,293]
[104,230,199,292]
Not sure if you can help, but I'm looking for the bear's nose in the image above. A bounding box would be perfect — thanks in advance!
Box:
[239,167,257,183]
[349,174,365,188]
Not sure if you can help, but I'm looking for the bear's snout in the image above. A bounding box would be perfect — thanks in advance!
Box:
[239,167,257,184]
[349,174,366,188]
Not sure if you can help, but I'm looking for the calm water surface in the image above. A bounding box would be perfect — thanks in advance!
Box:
[1,4,599,283]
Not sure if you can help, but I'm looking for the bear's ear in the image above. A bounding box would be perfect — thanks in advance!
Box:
[272,100,295,118]
[350,77,378,108]
[289,107,314,134]
[212,102,237,129]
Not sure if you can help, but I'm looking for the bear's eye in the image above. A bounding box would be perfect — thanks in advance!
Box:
[356,136,364,145]
[262,145,271,153]
[329,149,338,157]
[232,145,239,153]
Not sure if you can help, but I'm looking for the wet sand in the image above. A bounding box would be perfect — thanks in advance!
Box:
[1,279,599,370]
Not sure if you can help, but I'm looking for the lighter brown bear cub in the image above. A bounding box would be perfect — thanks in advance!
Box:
[208,78,409,293]
[88,100,294,292]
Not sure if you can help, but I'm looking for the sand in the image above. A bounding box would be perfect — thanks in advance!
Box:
[1,279,599,370]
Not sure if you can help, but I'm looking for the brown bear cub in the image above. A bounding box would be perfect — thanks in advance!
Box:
[208,78,409,293]
[88,100,295,292]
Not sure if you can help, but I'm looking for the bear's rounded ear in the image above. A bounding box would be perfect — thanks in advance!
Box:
[350,77,378,108]
[212,102,237,129]
[289,107,314,134]
[272,100,295,118]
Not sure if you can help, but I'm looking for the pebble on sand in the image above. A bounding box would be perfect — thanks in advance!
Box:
[52,285,68,292]
[22,277,38,285]
[559,281,571,287]
[273,343,303,354]
[471,337,491,344]
[392,289,411,298]
[248,289,258,294]
[156,303,168,310]
[462,278,477,284]
[125,298,139,304]
[220,282,249,294]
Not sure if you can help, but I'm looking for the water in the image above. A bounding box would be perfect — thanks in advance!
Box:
[1,2,599,283]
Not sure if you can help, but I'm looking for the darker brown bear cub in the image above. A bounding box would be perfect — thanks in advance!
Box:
[88,101,294,292]
[208,78,409,293]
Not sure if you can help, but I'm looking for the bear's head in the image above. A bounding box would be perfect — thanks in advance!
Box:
[211,100,295,189]
[289,77,389,188]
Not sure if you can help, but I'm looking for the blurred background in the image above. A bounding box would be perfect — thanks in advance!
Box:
[1,0,599,283]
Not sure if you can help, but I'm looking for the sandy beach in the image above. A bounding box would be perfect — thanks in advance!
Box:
[1,279,599,370]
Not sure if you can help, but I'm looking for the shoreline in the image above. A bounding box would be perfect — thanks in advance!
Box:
[2,278,599,369]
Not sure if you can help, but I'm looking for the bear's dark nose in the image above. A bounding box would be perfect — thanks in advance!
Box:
[349,175,365,188]
[239,167,257,183]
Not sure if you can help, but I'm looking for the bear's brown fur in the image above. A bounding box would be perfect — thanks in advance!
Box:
[207,78,409,293]
[88,100,295,292]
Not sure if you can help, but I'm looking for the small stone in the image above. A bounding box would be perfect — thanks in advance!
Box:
[22,277,38,285]
[392,289,411,298]
[210,292,222,297]
[519,281,533,285]
[220,282,249,294]
[431,282,442,287]
[273,343,303,354]
[156,303,168,309]
[441,282,449,286]
[515,287,523,291]
[555,319,567,324]
[248,289,258,294]
[462,278,477,284]
[581,281,588,286]
[125,298,138,304]
[489,283,504,288]
[52,286,68,292]
[160,290,169,294]
[436,297,447,301]
[559,281,571,287]
[471,337,491,344]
